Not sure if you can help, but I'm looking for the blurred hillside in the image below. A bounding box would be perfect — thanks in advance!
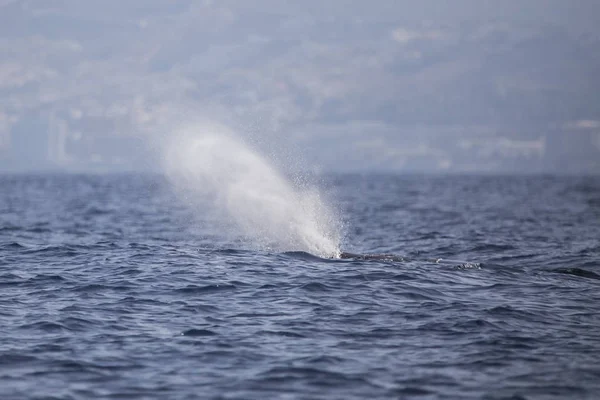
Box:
[0,0,599,173]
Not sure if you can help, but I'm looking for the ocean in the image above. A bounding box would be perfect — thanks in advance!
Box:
[1,173,599,399]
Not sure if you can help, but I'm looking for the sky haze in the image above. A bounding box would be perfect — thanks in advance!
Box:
[1,0,599,173]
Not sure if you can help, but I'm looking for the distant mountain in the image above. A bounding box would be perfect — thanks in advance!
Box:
[1,0,599,173]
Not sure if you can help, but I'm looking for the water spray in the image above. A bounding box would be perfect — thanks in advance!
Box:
[163,123,341,258]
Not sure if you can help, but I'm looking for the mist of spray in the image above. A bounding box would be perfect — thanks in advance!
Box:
[163,123,341,258]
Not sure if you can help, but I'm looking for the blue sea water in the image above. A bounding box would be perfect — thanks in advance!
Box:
[1,173,599,399]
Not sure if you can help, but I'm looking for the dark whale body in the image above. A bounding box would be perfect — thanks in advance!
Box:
[339,252,480,268]
[339,252,405,262]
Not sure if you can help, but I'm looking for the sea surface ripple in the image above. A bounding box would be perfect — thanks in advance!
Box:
[1,174,599,399]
